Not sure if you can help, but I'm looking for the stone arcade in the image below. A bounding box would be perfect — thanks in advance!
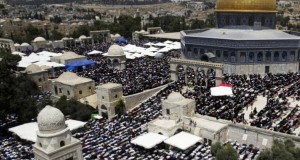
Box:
[181,0,300,75]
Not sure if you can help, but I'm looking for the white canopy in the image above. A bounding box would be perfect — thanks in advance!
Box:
[210,86,233,96]
[164,40,173,44]
[34,61,65,68]
[12,51,26,56]
[9,119,86,142]
[154,42,166,47]
[164,132,202,150]
[87,50,103,55]
[17,60,32,68]
[144,42,155,46]
[131,132,168,149]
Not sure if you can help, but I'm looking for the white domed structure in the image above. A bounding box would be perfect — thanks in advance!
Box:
[105,44,126,70]
[167,92,185,102]
[33,37,46,42]
[107,44,124,56]
[21,42,30,46]
[33,105,83,159]
[37,105,66,132]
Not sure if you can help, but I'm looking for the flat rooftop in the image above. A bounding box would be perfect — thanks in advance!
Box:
[144,32,180,40]
[151,119,177,130]
[192,116,228,132]
[186,28,300,40]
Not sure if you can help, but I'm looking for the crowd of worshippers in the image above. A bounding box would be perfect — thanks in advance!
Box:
[180,70,300,132]
[76,55,172,95]
[6,71,300,159]
[0,81,264,159]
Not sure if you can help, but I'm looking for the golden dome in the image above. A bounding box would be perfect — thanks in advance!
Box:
[216,0,277,13]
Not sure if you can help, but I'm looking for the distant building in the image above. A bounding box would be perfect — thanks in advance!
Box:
[96,83,124,120]
[148,92,228,144]
[51,52,86,65]
[52,72,95,100]
[24,64,49,92]
[181,0,300,75]
[104,44,126,70]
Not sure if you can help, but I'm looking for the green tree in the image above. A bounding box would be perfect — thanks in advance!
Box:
[216,144,239,160]
[115,99,126,115]
[50,30,63,41]
[257,139,300,160]
[0,50,41,123]
[211,142,223,156]
[55,96,95,121]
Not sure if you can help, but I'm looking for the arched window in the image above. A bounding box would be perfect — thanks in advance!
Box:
[223,51,228,62]
[274,51,279,61]
[60,141,65,147]
[101,105,107,110]
[249,52,254,62]
[257,52,263,62]
[290,51,295,61]
[193,48,198,55]
[230,52,236,63]
[200,49,205,55]
[266,52,271,62]
[240,52,246,63]
[282,51,287,61]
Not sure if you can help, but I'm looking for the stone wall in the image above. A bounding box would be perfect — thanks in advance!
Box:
[124,83,171,111]
[196,115,300,148]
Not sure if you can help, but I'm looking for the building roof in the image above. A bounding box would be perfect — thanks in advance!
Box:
[216,0,277,13]
[192,116,228,132]
[25,64,45,74]
[144,32,180,40]
[57,52,85,60]
[55,72,93,85]
[97,82,122,89]
[33,36,46,42]
[186,28,300,40]
[167,92,185,102]
[107,44,125,56]
[37,105,66,132]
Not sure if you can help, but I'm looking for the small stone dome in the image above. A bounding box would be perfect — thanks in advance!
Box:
[167,92,185,102]
[37,105,66,132]
[21,43,30,46]
[107,44,124,56]
[33,37,46,42]
[79,35,87,40]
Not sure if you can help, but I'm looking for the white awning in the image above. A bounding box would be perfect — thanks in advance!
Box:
[9,119,86,142]
[87,50,103,55]
[210,86,233,96]
[164,132,202,150]
[131,132,168,149]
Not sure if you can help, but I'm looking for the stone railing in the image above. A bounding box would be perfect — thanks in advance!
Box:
[170,58,224,69]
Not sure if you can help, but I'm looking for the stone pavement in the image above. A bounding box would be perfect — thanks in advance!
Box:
[243,95,267,123]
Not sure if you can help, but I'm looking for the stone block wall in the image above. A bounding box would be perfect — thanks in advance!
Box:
[124,83,171,111]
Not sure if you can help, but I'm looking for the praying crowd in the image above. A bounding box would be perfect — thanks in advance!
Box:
[1,40,300,159]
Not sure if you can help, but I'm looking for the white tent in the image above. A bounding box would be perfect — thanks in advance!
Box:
[154,42,166,47]
[144,42,155,46]
[146,46,159,52]
[164,40,173,44]
[131,132,168,149]
[9,119,86,142]
[164,132,202,150]
[34,61,65,68]
[210,86,233,96]
[12,51,26,56]
[87,50,103,55]
[17,60,32,68]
